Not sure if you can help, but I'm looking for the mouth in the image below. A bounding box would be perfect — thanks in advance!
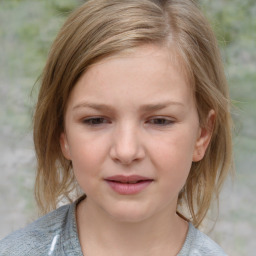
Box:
[104,175,154,195]
[105,175,153,183]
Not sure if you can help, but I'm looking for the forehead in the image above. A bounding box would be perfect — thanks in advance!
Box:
[68,44,194,110]
[91,44,190,80]
[83,44,191,87]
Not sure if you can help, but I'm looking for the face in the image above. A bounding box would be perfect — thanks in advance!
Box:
[60,45,212,223]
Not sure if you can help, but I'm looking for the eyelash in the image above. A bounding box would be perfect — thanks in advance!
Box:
[82,117,174,127]
[82,117,109,126]
[147,118,174,126]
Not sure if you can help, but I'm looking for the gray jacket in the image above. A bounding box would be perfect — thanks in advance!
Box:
[0,200,227,255]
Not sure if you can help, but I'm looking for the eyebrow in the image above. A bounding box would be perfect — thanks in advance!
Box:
[140,101,184,112]
[72,101,184,112]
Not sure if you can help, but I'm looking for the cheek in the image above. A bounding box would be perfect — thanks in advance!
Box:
[69,137,108,195]
[150,131,196,182]
[68,134,108,176]
[156,147,192,198]
[152,131,195,164]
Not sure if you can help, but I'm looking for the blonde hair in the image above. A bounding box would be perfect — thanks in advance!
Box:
[34,0,233,227]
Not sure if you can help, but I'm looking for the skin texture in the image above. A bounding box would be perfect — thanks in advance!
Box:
[60,45,214,255]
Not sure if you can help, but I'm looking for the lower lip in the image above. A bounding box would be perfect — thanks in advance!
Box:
[105,180,153,195]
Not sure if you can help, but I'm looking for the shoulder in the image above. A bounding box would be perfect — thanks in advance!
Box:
[0,204,72,256]
[191,226,227,256]
[178,223,227,256]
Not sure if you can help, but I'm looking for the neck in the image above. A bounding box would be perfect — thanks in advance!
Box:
[76,198,188,256]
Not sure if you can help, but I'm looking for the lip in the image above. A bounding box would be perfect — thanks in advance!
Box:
[104,175,154,195]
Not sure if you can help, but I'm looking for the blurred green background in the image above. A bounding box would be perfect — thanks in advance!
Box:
[0,0,255,255]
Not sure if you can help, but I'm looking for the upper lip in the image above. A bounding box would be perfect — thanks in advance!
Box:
[105,175,153,183]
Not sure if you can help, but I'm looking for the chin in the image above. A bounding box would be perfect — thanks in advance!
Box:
[107,204,152,223]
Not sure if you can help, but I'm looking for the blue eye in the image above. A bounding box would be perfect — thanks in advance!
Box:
[83,117,108,126]
[148,118,174,126]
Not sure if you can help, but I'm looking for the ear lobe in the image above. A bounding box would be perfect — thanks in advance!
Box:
[60,133,71,160]
[193,110,215,162]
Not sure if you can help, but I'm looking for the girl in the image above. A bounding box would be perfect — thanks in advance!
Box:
[0,0,233,255]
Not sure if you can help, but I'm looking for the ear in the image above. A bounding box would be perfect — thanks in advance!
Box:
[193,110,215,162]
[60,132,71,160]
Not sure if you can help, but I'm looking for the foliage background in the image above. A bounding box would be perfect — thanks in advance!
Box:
[0,0,255,255]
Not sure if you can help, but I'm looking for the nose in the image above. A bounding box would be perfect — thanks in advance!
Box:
[109,123,145,165]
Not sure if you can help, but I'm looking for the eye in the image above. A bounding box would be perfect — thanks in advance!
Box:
[147,117,174,126]
[82,117,109,126]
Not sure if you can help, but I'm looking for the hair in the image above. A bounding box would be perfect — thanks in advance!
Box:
[33,0,233,227]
